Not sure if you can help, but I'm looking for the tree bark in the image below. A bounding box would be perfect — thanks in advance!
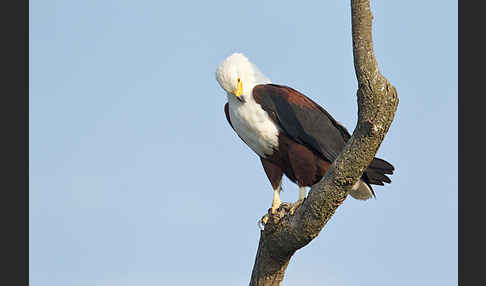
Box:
[249,1,399,285]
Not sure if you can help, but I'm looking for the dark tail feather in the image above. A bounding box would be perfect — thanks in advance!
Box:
[367,157,395,174]
[364,170,391,185]
[361,157,394,198]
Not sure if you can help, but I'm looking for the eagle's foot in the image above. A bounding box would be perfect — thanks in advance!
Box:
[259,203,285,229]
[270,204,280,215]
[260,197,305,230]
[258,214,270,230]
[286,199,305,215]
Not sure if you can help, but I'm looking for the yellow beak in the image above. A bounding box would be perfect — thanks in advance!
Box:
[232,80,243,98]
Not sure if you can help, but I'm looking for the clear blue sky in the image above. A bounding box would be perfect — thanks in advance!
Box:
[30,1,457,285]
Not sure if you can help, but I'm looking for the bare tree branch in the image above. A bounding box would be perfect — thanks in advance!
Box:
[249,1,399,285]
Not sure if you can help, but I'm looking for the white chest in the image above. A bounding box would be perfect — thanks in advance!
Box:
[228,96,280,157]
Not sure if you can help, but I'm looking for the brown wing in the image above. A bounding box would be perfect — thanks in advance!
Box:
[252,84,394,187]
[252,84,347,162]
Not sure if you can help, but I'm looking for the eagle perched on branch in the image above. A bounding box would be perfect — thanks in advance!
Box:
[216,53,394,213]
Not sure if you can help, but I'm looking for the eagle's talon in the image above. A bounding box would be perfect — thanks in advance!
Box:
[279,202,290,210]
[258,213,271,230]
[288,199,305,215]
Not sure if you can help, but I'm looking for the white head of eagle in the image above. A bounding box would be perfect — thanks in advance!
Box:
[215,53,395,214]
[215,53,271,102]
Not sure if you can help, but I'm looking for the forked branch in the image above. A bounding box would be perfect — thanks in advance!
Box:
[249,1,399,285]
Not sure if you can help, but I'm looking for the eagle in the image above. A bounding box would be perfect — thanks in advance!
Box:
[216,53,394,213]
